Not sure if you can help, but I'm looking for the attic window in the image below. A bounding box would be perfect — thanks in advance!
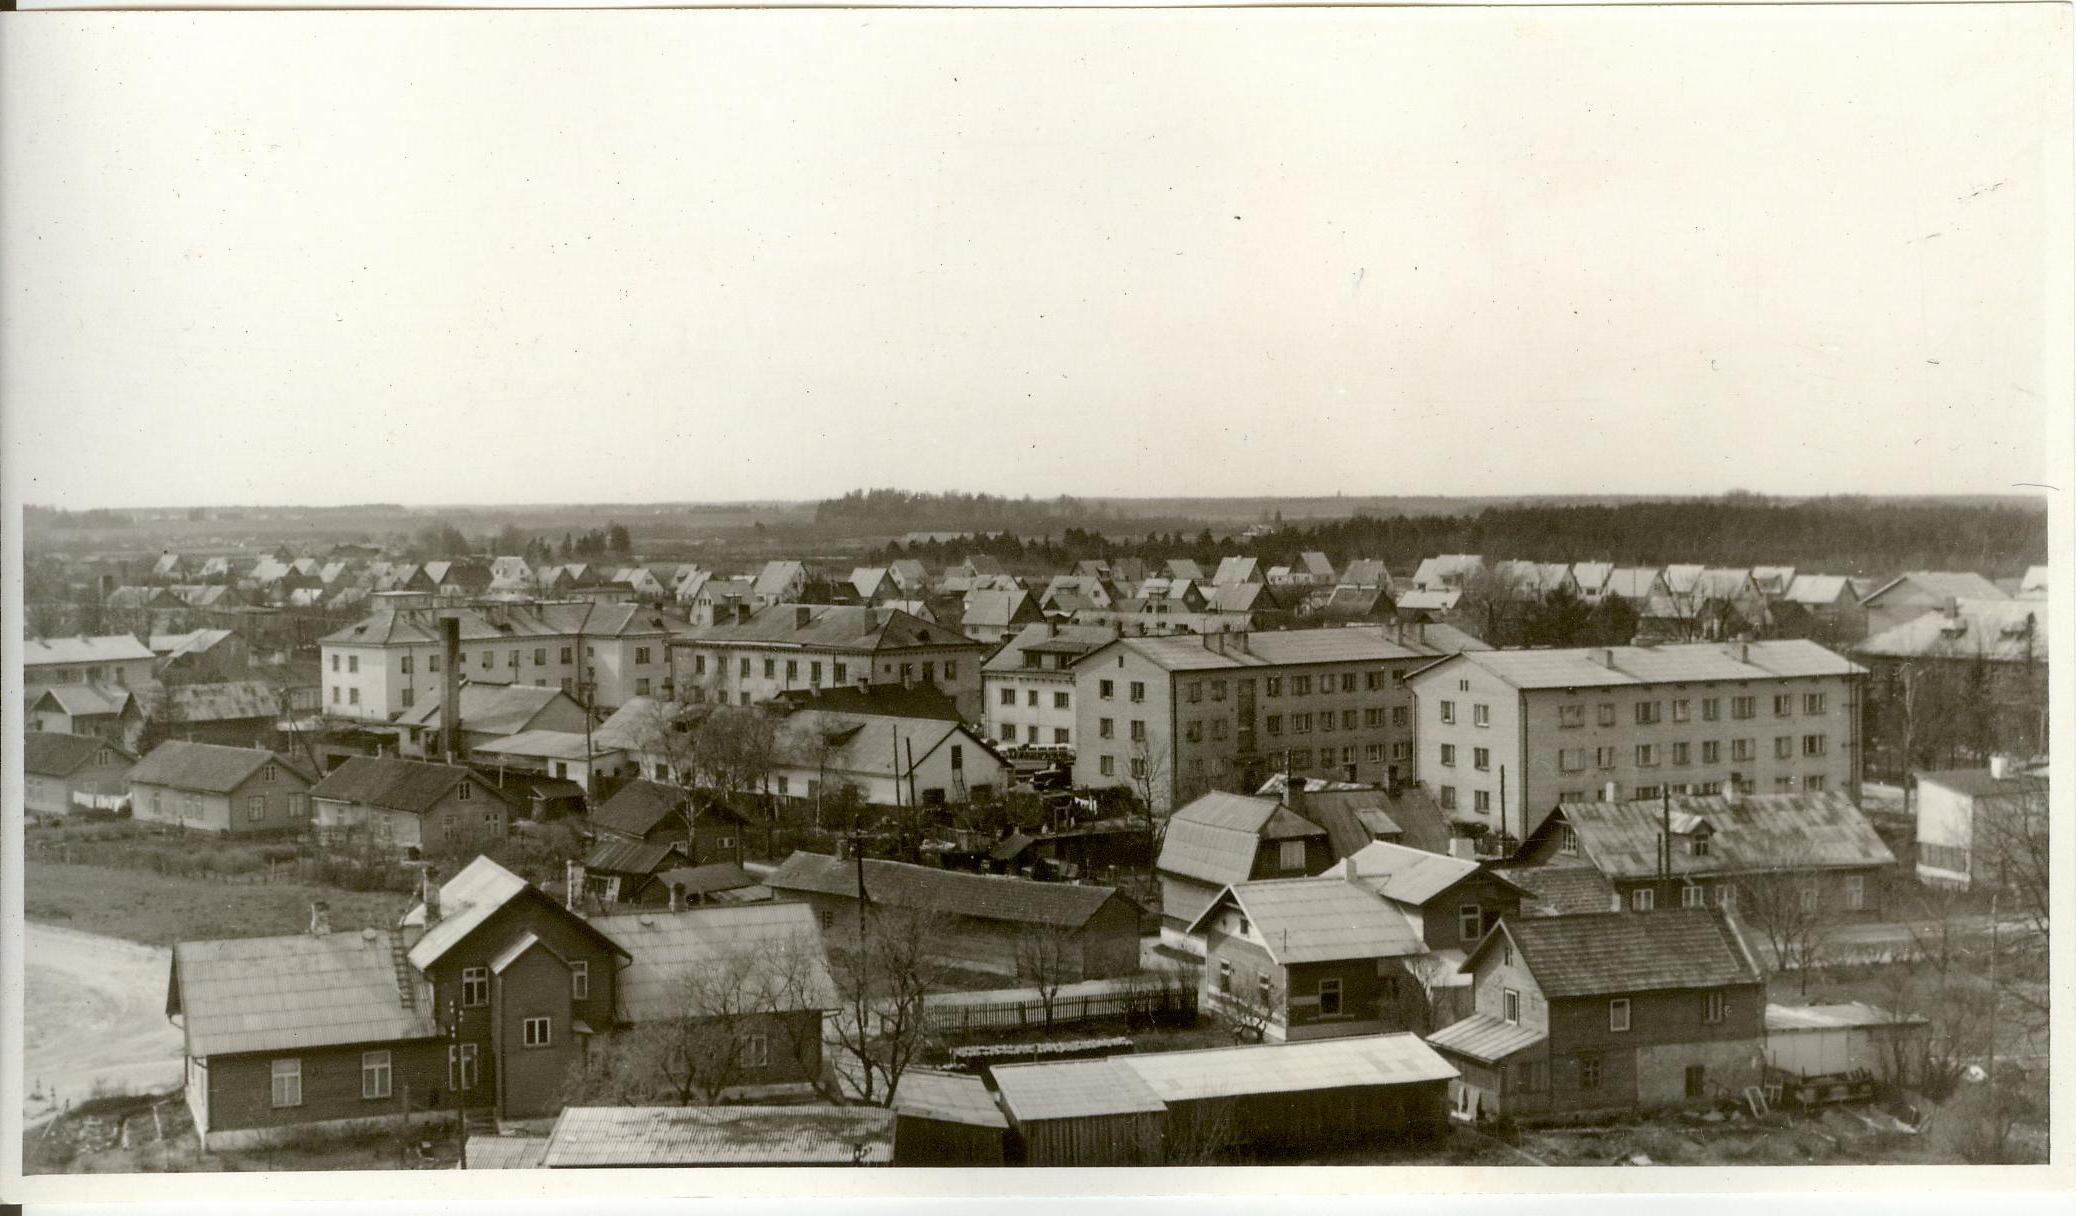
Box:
[1689,835,1710,858]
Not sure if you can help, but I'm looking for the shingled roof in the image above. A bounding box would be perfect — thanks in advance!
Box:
[683,604,976,652]
[24,731,134,777]
[766,853,1134,930]
[1545,792,1895,881]
[309,756,492,816]
[1473,909,1762,998]
[169,929,437,1058]
[591,778,748,840]
[128,741,308,794]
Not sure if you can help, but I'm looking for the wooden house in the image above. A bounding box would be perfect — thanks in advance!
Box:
[1190,876,1429,1042]
[588,778,750,865]
[127,741,315,835]
[1154,791,1332,953]
[308,756,515,855]
[26,683,144,749]
[23,732,135,817]
[1426,908,1766,1122]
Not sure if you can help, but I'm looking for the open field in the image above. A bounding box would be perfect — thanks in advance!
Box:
[22,924,186,1126]
[26,860,412,946]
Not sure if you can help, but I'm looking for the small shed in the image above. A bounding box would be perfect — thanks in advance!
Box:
[1765,1002,1930,1083]
[540,1106,893,1167]
[990,1057,1167,1166]
[892,1069,1010,1166]
[466,1135,548,1169]
[1122,1033,1457,1157]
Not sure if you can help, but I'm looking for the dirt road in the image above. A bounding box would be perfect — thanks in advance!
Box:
[22,923,185,1123]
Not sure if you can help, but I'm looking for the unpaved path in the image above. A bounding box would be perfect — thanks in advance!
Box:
[22,923,185,1123]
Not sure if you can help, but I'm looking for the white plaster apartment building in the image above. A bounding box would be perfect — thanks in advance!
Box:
[981,622,1119,751]
[667,604,990,721]
[319,604,682,722]
[1404,640,1866,847]
[1071,623,1489,814]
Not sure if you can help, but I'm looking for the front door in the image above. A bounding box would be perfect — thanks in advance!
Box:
[1685,1064,1707,1100]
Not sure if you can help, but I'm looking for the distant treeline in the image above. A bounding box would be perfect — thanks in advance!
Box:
[875,497,2046,576]
[815,488,1120,529]
[24,506,137,529]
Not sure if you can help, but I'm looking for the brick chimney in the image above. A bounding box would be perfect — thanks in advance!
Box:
[794,605,813,630]
[420,865,442,924]
[308,900,331,936]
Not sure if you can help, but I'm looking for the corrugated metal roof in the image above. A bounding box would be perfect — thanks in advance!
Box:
[893,1070,1009,1128]
[1426,1013,1546,1063]
[1327,840,1489,906]
[397,683,575,736]
[173,929,436,1058]
[1121,1032,1457,1101]
[541,1106,893,1167]
[583,837,679,876]
[992,1058,1167,1121]
[22,635,156,666]
[1862,570,2009,605]
[590,902,833,1022]
[1560,792,1894,880]
[1170,790,1282,833]
[767,853,1130,930]
[404,857,532,970]
[466,1135,548,1169]
[1496,909,1762,998]
[1420,639,1863,691]
[1204,877,1425,964]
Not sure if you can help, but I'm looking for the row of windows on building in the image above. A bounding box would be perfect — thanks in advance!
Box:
[1436,692,1830,729]
[1264,706,1403,735]
[686,654,958,685]
[1000,687,1073,710]
[332,645,657,676]
[42,665,134,685]
[1497,987,1732,1033]
[1435,771,1833,813]
[997,724,1072,744]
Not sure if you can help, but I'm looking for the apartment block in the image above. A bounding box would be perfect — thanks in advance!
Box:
[981,622,1118,751]
[667,604,989,721]
[1404,640,1866,845]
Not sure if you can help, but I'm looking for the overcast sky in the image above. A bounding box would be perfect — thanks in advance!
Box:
[3,7,2068,509]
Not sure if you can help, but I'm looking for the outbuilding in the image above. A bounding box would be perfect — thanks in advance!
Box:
[891,1069,1010,1166]
[990,1057,1167,1166]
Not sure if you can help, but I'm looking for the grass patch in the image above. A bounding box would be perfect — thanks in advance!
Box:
[27,860,413,945]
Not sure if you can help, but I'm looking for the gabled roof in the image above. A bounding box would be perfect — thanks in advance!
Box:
[656,862,763,898]
[1411,554,1483,587]
[766,853,1133,930]
[591,901,835,1022]
[1862,570,2008,605]
[1212,556,1260,585]
[959,587,1039,629]
[541,1105,892,1167]
[771,708,994,782]
[310,756,485,815]
[1189,877,1424,964]
[752,560,806,598]
[396,682,579,736]
[991,1057,1166,1121]
[1782,574,1856,606]
[1326,840,1526,906]
[1426,1013,1546,1064]
[1469,909,1762,998]
[1156,791,1324,887]
[22,635,156,666]
[24,731,134,777]
[1543,792,1894,881]
[1120,1032,1456,1101]
[1338,559,1390,589]
[1915,764,2050,801]
[982,621,1119,673]
[149,628,236,659]
[591,778,748,839]
[1074,624,1484,675]
[1854,599,2046,663]
[474,729,620,762]
[129,741,305,794]
[849,567,897,599]
[27,682,136,718]
[164,680,284,724]
[402,856,626,972]
[1570,562,1614,593]
[685,604,976,652]
[582,836,680,877]
[893,1070,1009,1128]
[171,928,437,1058]
[1505,862,1620,916]
[1392,588,1461,612]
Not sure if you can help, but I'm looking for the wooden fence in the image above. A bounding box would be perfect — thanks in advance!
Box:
[925,984,1196,1034]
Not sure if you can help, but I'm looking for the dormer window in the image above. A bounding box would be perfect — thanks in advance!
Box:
[1559,824,1579,855]
[1689,834,1710,857]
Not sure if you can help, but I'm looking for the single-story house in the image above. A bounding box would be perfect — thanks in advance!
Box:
[128,741,315,835]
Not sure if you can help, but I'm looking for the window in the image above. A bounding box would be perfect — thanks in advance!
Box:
[1473,704,1490,727]
[1458,904,1483,943]
[1294,676,1313,696]
[1317,977,1343,1017]
[819,909,835,931]
[1806,775,1827,792]
[347,655,359,674]
[1129,681,1145,703]
[362,1050,392,1100]
[1129,720,1145,743]
[1341,673,1357,693]
[1844,874,1867,911]
[1473,747,1490,771]
[1636,785,1662,801]
[1439,700,1456,724]
[1609,998,1631,1032]
[1802,734,1827,757]
[1342,710,1357,730]
[481,651,493,671]
[1099,718,1114,739]
[1635,743,1658,767]
[1558,704,1584,729]
[1100,679,1115,700]
[1732,695,1756,720]
[1265,677,1282,697]
[1265,714,1282,736]
[523,1016,552,1048]
[944,661,957,681]
[1187,681,1203,704]
[1099,755,1115,777]
[1438,786,1457,810]
[1558,747,1587,772]
[1671,699,1691,723]
[461,967,489,1007]
[635,678,651,696]
[811,662,823,684]
[1258,973,1273,1006]
[1702,697,1721,722]
[571,960,589,1000]
[401,687,416,708]
[1000,687,1016,706]
[1631,888,1655,911]
[635,646,652,665]
[449,1043,479,1091]
[1211,719,1227,740]
[1217,960,1233,994]
[1129,756,1146,779]
[1594,746,1616,769]
[1211,680,1227,702]
[1439,744,1456,767]
[1804,692,1827,715]
[743,1032,770,1067]
[1731,738,1754,762]
[1392,705,1409,727]
[1560,824,1580,854]
[1690,833,1711,857]
[457,781,473,801]
[1597,703,1617,727]
[1774,736,1793,760]
[560,646,575,664]
[1635,702,1660,725]
[1279,840,1307,870]
[1682,884,1709,908]
[1702,740,1722,764]
[1702,990,1727,1024]
[1503,988,1521,1024]
[331,654,340,672]
[1054,728,1070,744]
[1001,724,1018,742]
[348,688,360,706]
[1671,741,1690,766]
[1773,693,1793,717]
[1579,1054,1603,1090]
[833,662,848,684]
[1393,740,1412,760]
[1474,790,1491,813]
[271,1058,302,1108]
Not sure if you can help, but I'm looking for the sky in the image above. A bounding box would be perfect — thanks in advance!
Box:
[2,7,2069,509]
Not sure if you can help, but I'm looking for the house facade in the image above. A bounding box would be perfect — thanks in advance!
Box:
[22,634,158,688]
[1913,759,2049,890]
[1428,909,1766,1122]
[669,605,988,721]
[1405,640,1867,849]
[23,732,136,817]
[1193,877,1429,1043]
[128,741,315,835]
[1154,790,1332,951]
[308,756,513,854]
[981,622,1118,752]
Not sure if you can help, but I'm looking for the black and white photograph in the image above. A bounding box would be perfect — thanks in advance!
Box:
[0,1,2069,1198]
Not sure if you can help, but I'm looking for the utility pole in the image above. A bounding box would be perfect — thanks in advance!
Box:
[1987,886,2000,1147]
[449,998,466,1170]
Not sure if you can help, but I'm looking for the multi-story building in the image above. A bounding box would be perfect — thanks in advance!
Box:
[319,604,684,722]
[1070,623,1489,814]
[981,622,1117,751]
[667,604,988,721]
[1404,640,1866,846]
[22,634,157,688]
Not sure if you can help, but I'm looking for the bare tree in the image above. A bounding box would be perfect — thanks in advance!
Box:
[1126,739,1173,887]
[1973,773,2050,1035]
[1735,871,1834,995]
[1014,921,1078,1036]
[1211,963,1283,1044]
[794,904,949,1107]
